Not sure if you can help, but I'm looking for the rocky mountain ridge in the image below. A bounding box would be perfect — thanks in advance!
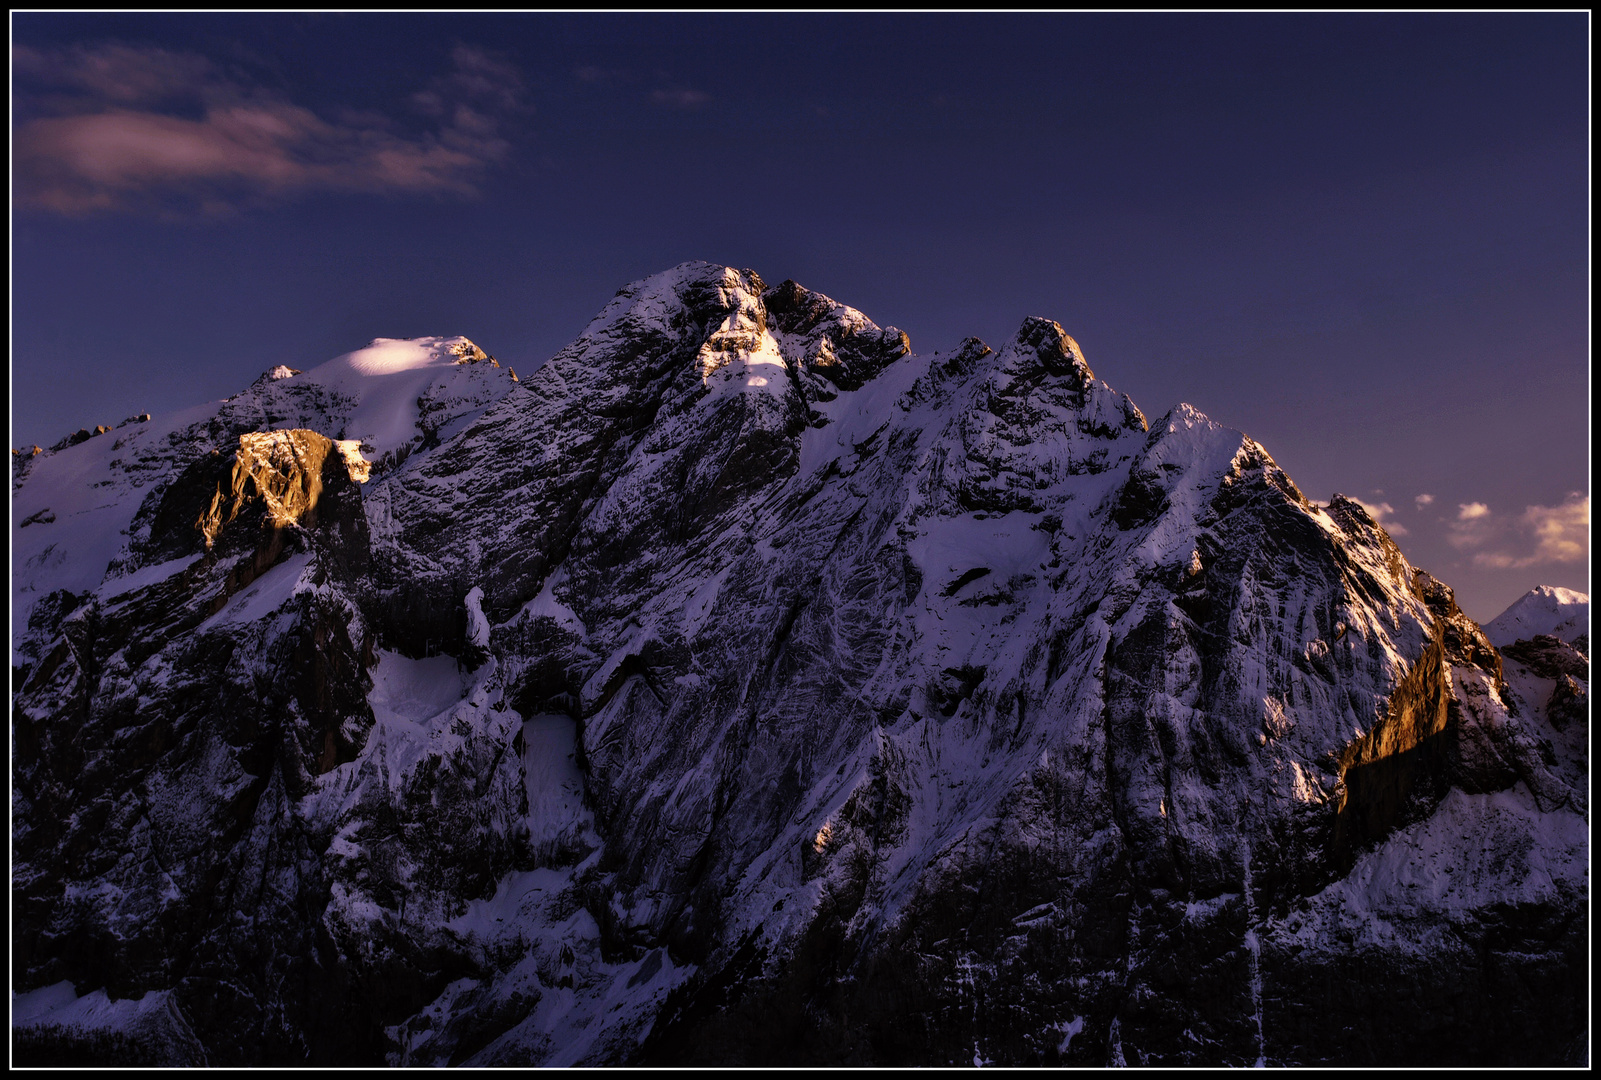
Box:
[11,262,1588,1066]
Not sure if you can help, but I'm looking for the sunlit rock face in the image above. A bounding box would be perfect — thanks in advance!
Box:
[11,262,1587,1067]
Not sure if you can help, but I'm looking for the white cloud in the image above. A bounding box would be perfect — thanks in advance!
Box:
[1520,492,1588,565]
[14,41,527,216]
[1448,502,1494,550]
[1414,493,1434,508]
[1448,493,1588,568]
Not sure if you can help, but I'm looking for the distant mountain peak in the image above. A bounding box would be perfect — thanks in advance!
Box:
[1483,585,1590,648]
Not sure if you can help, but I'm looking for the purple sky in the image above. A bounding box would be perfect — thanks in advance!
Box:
[10,13,1589,622]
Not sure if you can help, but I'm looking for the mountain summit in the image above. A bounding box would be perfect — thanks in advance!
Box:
[1483,585,1589,650]
[11,262,1587,1066]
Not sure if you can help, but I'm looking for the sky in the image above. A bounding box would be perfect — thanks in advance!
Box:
[9,12,1589,623]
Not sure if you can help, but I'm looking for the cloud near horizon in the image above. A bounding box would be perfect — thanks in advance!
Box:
[13,42,525,216]
[1446,492,1588,570]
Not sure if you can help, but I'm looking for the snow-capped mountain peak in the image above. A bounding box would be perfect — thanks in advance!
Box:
[11,264,1586,1068]
[1483,585,1590,648]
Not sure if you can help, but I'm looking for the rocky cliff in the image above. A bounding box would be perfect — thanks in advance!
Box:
[11,263,1588,1066]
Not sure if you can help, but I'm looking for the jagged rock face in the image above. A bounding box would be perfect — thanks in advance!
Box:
[762,277,911,393]
[144,429,370,567]
[11,262,1588,1066]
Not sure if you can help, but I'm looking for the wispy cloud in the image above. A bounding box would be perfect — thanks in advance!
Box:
[14,42,527,216]
[1355,498,1408,536]
[1414,493,1434,508]
[1447,493,1589,569]
[13,41,215,105]
[1516,493,1588,565]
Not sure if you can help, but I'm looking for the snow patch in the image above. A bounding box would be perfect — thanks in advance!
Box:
[11,981,207,1065]
[1053,1014,1085,1054]
[295,335,511,457]
[1282,784,1588,952]
[465,586,492,649]
[335,438,372,483]
[97,555,202,602]
[199,552,315,631]
[518,569,588,636]
[367,649,468,726]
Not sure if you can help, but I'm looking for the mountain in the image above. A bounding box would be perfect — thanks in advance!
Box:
[11,263,1588,1066]
[1482,586,1589,650]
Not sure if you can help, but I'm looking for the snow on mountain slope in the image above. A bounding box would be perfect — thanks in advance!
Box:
[1482,585,1589,648]
[293,336,511,458]
[11,263,1587,1067]
[11,335,517,667]
[12,980,209,1065]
